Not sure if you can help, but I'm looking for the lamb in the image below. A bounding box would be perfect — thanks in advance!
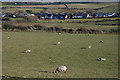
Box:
[88,46,91,48]
[55,66,67,73]
[8,37,10,38]
[57,42,61,45]
[98,58,106,61]
[25,50,31,53]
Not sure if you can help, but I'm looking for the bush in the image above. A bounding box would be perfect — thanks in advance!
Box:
[109,29,118,33]
[17,10,24,13]
[2,17,11,21]
[2,22,14,30]
[26,10,32,13]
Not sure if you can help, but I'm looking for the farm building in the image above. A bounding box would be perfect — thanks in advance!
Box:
[46,14,53,19]
[41,14,46,19]
[52,14,59,19]
[58,14,68,19]
[96,13,117,18]
[35,13,67,19]
[72,13,89,18]
[22,14,27,16]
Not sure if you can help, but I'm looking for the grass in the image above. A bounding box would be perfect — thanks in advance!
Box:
[10,5,66,9]
[2,8,44,13]
[97,4,119,13]
[67,3,117,9]
[10,18,23,21]
[2,2,118,13]
[2,32,118,78]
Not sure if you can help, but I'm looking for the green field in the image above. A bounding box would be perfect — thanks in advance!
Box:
[2,8,44,13]
[2,2,118,13]
[2,32,118,78]
[67,3,117,9]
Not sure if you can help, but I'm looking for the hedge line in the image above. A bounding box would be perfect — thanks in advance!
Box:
[2,23,119,34]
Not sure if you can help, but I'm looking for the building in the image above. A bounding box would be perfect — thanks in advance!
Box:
[52,14,59,19]
[96,13,117,18]
[58,14,68,19]
[72,13,89,18]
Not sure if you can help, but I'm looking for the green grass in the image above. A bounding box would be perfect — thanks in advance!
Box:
[67,3,117,9]
[2,8,44,13]
[96,21,118,24]
[2,32,118,78]
[2,2,118,14]
[97,4,119,13]
[10,18,23,21]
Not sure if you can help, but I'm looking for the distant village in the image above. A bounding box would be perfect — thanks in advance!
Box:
[1,12,118,20]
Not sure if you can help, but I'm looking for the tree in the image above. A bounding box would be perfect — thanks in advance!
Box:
[26,10,32,13]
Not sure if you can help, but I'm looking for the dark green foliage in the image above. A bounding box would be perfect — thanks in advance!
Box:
[2,17,11,21]
[109,29,118,33]
[16,10,24,13]
[26,10,32,13]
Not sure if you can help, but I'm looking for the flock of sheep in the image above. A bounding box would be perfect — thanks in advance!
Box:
[7,34,106,73]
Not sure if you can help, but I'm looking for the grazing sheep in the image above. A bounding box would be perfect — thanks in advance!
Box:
[55,66,67,73]
[57,42,61,45]
[98,58,106,61]
[100,40,103,43]
[58,33,61,35]
[88,46,91,48]
[26,50,31,53]
[7,37,10,39]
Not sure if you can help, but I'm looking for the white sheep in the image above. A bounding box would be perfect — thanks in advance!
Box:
[98,58,106,61]
[88,46,91,48]
[55,66,67,73]
[59,33,61,35]
[57,42,61,45]
[7,37,10,39]
[25,50,31,53]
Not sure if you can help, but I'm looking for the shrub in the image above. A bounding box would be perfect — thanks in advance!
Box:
[26,10,32,13]
[2,17,11,21]
[109,29,118,33]
[2,22,14,30]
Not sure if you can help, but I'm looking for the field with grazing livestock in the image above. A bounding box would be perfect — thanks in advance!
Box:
[2,32,118,78]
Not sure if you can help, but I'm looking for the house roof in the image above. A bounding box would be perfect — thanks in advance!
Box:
[72,13,88,16]
[97,13,117,17]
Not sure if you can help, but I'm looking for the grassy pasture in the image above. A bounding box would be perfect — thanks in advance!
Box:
[10,5,66,9]
[2,32,118,78]
[97,4,118,13]
[2,8,44,13]
[2,2,118,13]
[67,3,117,9]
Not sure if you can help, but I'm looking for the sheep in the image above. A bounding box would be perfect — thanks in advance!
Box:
[100,40,103,43]
[55,66,67,73]
[25,50,31,53]
[7,37,10,39]
[98,58,106,61]
[57,42,61,45]
[88,46,91,48]
[58,33,61,35]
